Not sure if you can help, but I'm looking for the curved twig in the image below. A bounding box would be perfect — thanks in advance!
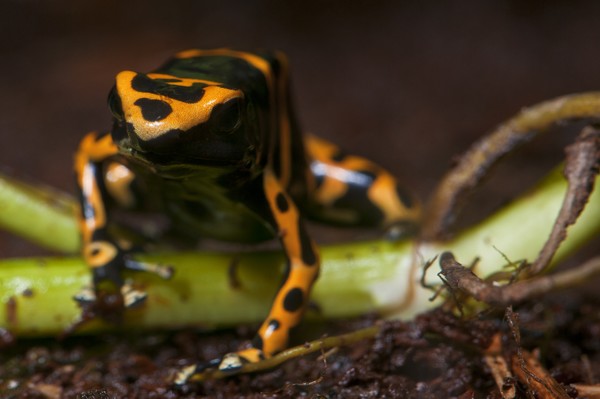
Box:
[424,92,600,239]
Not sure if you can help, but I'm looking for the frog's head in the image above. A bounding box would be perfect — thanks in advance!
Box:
[109,71,257,165]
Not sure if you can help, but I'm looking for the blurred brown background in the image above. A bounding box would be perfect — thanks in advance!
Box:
[1,0,600,256]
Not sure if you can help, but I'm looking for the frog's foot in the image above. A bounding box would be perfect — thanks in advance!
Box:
[219,348,265,371]
[72,281,146,308]
[74,255,173,308]
[173,359,220,385]
[123,257,175,280]
[73,286,97,304]
[385,220,420,241]
[173,348,265,385]
[120,282,147,308]
[120,258,173,307]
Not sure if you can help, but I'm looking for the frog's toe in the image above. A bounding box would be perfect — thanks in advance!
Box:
[120,282,147,308]
[73,286,96,304]
[173,348,265,385]
[385,220,420,241]
[173,364,200,386]
[221,347,265,370]
[172,358,219,385]
[217,352,245,372]
[124,257,174,280]
[73,282,145,308]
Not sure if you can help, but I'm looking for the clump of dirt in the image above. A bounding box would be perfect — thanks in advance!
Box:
[0,289,598,398]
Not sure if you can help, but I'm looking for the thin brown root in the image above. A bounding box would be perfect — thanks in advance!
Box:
[483,333,516,399]
[423,93,600,240]
[504,308,570,399]
[571,384,600,399]
[530,126,600,275]
[511,349,571,399]
[438,252,600,307]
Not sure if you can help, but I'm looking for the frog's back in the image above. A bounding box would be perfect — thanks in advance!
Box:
[157,50,275,105]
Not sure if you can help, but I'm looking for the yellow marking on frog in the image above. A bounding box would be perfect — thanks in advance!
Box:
[115,70,243,142]
[305,135,349,204]
[84,240,118,268]
[78,163,105,244]
[105,162,135,208]
[75,133,119,245]
[368,172,421,225]
[75,132,118,166]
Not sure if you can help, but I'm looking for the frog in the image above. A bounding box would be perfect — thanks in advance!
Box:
[74,48,421,381]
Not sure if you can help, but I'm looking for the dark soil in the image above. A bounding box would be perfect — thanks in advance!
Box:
[0,290,598,398]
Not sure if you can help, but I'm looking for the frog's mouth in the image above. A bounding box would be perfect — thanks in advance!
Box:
[121,141,245,171]
[111,114,254,166]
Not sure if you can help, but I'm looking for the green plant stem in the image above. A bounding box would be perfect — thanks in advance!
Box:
[0,175,78,253]
[0,166,598,336]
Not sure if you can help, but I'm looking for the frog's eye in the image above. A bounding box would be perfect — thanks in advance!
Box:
[210,98,242,135]
[107,87,124,122]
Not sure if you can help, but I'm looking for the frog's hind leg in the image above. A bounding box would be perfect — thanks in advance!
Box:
[304,134,421,238]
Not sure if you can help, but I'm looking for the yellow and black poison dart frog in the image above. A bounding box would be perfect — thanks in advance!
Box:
[74,48,421,379]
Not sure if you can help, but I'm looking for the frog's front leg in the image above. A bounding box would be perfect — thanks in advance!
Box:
[223,168,320,368]
[176,168,320,382]
[74,132,167,307]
